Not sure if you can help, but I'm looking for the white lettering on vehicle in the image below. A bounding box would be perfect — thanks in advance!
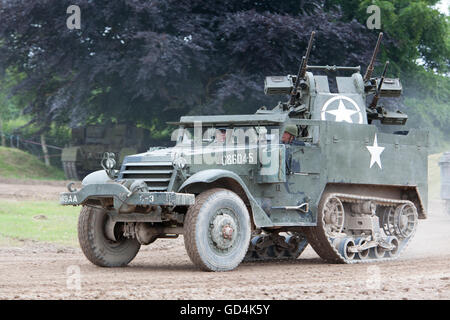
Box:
[220,152,255,166]
[139,194,155,203]
[62,194,78,203]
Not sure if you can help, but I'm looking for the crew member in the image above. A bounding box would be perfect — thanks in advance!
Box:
[282,125,298,144]
[282,124,306,148]
[215,128,227,143]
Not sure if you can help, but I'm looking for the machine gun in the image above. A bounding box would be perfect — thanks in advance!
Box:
[361,33,407,125]
[289,31,315,106]
[263,30,406,125]
[366,60,407,125]
[364,32,383,82]
[369,60,389,109]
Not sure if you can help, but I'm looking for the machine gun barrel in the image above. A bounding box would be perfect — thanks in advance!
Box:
[299,31,315,78]
[363,32,383,82]
[369,60,389,109]
[290,31,315,105]
[289,56,306,105]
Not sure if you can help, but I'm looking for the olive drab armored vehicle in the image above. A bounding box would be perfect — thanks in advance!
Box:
[60,32,428,271]
[61,124,152,180]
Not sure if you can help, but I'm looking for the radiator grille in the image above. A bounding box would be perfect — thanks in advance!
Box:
[120,161,174,191]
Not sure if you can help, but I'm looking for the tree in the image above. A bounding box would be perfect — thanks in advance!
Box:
[337,0,449,74]
[1,0,448,149]
[0,0,377,132]
[346,0,449,148]
[0,69,22,145]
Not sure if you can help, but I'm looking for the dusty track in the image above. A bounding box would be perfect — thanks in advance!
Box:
[0,180,449,299]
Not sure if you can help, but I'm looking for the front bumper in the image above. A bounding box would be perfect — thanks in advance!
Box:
[60,183,195,207]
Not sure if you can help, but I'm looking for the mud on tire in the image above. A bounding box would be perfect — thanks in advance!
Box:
[78,206,141,267]
[184,188,251,272]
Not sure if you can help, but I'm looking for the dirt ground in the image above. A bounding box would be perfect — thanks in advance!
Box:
[0,179,449,300]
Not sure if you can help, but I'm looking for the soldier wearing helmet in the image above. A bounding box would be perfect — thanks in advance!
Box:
[281,125,297,143]
[282,125,302,145]
[283,124,305,173]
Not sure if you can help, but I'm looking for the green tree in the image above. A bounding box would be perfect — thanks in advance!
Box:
[0,0,448,149]
[0,69,22,146]
[333,0,449,149]
[0,0,378,133]
[354,0,448,74]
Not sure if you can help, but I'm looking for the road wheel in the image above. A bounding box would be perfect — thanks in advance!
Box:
[184,188,251,272]
[78,206,141,267]
[284,232,308,259]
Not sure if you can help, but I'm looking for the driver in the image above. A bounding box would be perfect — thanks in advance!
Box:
[214,128,227,143]
[282,125,297,144]
[282,125,305,146]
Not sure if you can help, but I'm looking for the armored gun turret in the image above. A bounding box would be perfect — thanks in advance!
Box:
[60,32,428,271]
[61,124,152,180]
[263,32,406,128]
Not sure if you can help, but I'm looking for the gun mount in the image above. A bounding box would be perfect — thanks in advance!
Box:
[263,32,405,126]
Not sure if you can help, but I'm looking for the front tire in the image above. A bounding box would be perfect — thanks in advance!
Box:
[184,188,251,272]
[78,206,141,267]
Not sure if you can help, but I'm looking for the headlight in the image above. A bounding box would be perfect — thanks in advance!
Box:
[173,156,187,170]
[101,152,117,178]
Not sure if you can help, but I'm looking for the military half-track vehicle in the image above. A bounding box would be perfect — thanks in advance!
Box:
[60,32,428,271]
[61,124,151,180]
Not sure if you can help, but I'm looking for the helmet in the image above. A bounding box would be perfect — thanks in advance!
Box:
[284,125,298,137]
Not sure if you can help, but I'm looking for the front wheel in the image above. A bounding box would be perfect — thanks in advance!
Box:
[184,188,251,272]
[78,206,141,267]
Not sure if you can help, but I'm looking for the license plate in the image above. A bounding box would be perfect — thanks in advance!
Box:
[60,193,79,204]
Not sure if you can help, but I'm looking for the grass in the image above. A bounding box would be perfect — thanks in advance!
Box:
[0,200,79,247]
[0,146,65,180]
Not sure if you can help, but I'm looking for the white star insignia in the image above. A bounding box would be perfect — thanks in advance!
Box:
[366,134,385,169]
[326,99,358,123]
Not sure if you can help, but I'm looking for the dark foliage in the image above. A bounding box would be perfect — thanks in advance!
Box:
[0,0,378,130]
